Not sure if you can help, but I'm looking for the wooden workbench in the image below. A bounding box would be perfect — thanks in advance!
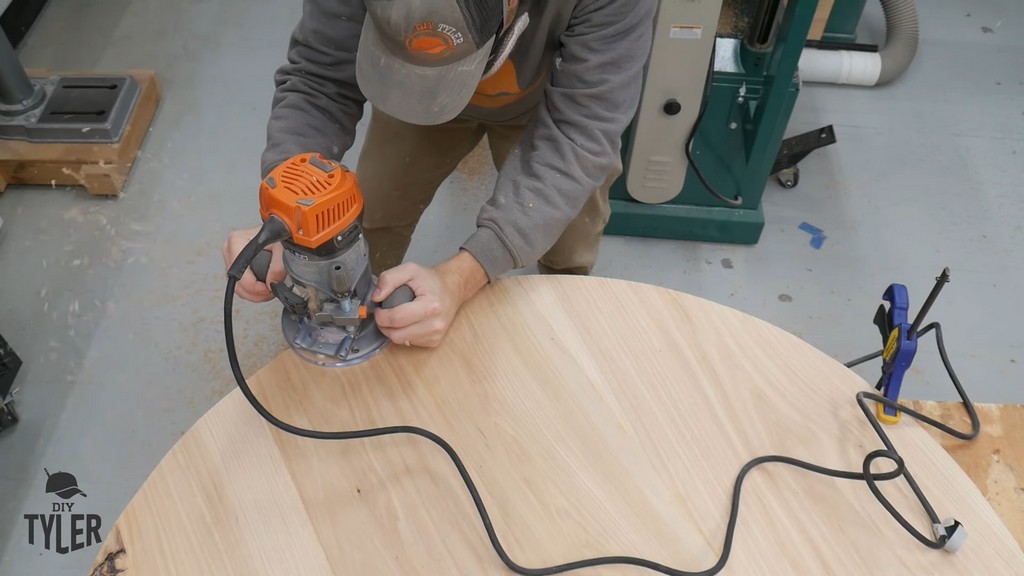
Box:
[89,276,1024,574]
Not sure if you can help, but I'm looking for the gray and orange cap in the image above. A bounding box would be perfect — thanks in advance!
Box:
[357,0,513,125]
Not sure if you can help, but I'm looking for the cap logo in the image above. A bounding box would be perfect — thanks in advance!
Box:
[44,468,87,500]
[406,21,464,61]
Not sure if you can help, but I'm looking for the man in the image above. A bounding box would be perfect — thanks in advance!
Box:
[223,0,657,347]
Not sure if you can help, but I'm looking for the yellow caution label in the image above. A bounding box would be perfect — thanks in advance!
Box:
[883,328,900,362]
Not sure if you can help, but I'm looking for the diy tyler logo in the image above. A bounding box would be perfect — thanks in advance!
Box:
[24,468,103,554]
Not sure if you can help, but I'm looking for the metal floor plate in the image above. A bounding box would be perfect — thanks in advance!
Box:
[0,75,140,142]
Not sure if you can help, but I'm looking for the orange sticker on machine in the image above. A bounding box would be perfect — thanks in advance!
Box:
[670,24,703,39]
[406,21,464,61]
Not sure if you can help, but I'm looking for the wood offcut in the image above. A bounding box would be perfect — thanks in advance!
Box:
[0,70,160,197]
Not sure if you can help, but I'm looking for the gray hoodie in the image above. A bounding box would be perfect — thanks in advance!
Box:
[261,0,657,281]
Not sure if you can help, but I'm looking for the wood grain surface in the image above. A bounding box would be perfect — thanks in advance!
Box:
[90,276,1024,574]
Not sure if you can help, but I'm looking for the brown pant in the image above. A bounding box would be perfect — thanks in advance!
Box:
[356,107,616,276]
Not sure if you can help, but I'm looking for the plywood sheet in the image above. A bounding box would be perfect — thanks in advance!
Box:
[906,400,1024,550]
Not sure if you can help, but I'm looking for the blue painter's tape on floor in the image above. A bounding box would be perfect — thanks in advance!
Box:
[798,222,826,249]
[798,222,823,236]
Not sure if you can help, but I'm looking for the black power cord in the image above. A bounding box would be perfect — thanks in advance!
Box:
[224,222,978,574]
[685,38,743,208]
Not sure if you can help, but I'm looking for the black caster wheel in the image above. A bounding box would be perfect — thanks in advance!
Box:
[777,166,799,189]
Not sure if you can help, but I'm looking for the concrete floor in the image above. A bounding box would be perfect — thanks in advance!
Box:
[0,0,1021,573]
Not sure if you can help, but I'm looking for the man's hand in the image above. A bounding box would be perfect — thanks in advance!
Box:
[372,251,489,348]
[222,227,287,302]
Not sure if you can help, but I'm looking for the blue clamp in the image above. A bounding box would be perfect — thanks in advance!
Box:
[875,284,918,424]
[864,268,950,425]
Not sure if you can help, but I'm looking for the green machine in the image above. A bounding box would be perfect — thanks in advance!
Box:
[818,0,869,44]
[606,0,836,245]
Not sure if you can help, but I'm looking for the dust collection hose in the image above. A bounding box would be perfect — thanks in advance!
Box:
[799,0,919,85]
[224,219,975,575]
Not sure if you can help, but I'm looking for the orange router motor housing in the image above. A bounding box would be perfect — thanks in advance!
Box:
[259,153,363,250]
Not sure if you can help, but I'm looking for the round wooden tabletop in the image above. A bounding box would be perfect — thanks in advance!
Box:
[90,276,1024,574]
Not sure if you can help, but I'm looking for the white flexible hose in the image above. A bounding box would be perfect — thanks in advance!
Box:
[799,0,918,86]
[799,48,882,85]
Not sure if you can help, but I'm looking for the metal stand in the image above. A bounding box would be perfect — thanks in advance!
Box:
[0,28,161,196]
[0,28,139,143]
[0,28,42,110]
[1,0,53,48]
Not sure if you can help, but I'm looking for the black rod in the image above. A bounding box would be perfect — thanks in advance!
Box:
[909,267,950,338]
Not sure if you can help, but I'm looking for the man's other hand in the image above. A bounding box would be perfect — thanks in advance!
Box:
[222,227,286,302]
[372,251,489,348]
